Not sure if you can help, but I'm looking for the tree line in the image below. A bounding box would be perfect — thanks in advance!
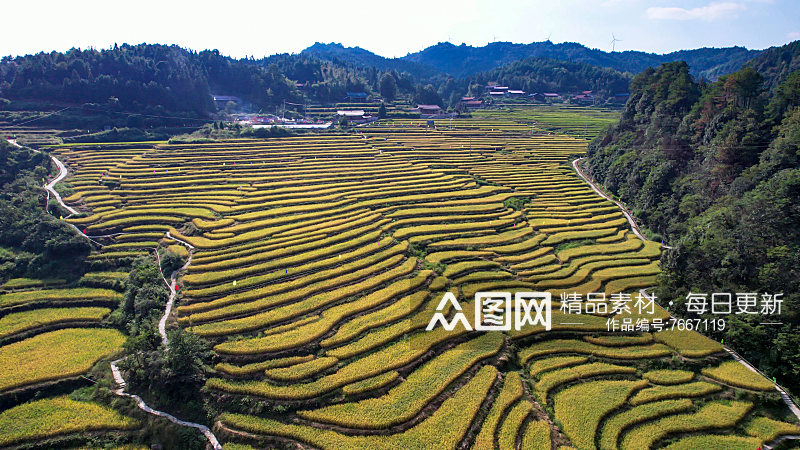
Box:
[1,43,637,125]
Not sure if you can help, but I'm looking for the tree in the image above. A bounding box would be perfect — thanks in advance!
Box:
[162,328,211,394]
[379,72,397,101]
[414,84,443,107]
[378,103,387,119]
[122,257,168,326]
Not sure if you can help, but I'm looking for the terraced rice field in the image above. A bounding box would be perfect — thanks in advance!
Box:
[472,104,621,139]
[4,114,798,449]
[0,268,133,444]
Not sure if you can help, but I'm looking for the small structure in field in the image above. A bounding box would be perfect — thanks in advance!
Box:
[413,104,443,117]
[345,92,368,102]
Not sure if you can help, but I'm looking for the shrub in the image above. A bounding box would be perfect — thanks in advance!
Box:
[342,371,399,396]
[654,329,724,358]
[642,369,694,385]
[219,365,497,450]
[474,372,524,448]
[745,416,800,441]
[0,307,110,339]
[498,401,533,449]
[535,362,639,401]
[298,333,502,429]
[529,356,588,379]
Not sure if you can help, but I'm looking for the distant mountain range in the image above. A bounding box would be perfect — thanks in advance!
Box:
[302,41,762,81]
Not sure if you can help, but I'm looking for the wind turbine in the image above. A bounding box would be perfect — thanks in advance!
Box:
[610,33,622,52]
[546,32,552,42]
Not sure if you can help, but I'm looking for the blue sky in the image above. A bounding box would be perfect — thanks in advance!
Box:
[2,0,798,59]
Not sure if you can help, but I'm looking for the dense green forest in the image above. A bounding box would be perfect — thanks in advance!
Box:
[586,40,800,396]
[0,141,90,281]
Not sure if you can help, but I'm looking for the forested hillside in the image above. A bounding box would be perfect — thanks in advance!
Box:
[465,57,632,98]
[262,52,419,103]
[0,141,90,281]
[746,40,800,90]
[585,40,800,395]
[300,42,440,79]
[0,44,299,116]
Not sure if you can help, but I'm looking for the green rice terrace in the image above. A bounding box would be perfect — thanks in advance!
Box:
[472,104,622,140]
[1,113,798,449]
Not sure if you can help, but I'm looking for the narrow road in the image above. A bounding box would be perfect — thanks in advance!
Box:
[155,244,193,349]
[571,152,800,428]
[109,238,221,449]
[13,137,80,220]
[572,157,672,248]
[765,434,800,450]
[37,142,223,449]
[44,154,79,215]
[34,151,105,246]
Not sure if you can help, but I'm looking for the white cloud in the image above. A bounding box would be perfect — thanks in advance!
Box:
[788,31,800,40]
[647,2,746,21]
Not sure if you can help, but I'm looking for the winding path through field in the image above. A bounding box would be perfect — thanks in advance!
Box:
[572,157,672,248]
[29,142,223,449]
[157,234,195,349]
[109,359,222,449]
[44,155,79,215]
[107,236,221,449]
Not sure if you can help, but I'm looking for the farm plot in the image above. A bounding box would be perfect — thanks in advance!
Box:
[31,116,798,450]
[0,396,138,447]
[472,103,621,139]
[0,217,137,445]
